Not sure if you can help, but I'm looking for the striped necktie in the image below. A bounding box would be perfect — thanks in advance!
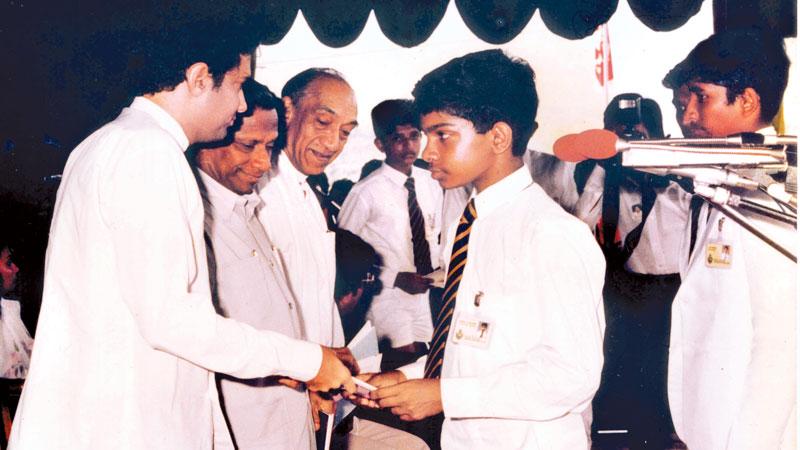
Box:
[424,198,477,379]
[405,177,434,275]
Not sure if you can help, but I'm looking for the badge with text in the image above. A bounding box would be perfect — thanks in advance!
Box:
[705,242,733,268]
[451,312,494,349]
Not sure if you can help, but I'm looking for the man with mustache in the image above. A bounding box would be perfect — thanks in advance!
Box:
[662,29,795,450]
[339,99,442,367]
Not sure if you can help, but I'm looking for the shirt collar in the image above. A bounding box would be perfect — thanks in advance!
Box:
[276,152,309,188]
[471,166,533,218]
[380,162,414,186]
[198,170,262,221]
[128,97,190,150]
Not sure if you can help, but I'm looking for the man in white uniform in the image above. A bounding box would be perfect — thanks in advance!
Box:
[662,29,796,450]
[257,67,360,431]
[195,79,318,449]
[357,50,606,449]
[339,99,442,365]
[9,15,354,450]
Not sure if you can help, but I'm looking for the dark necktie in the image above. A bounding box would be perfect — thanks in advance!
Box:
[424,199,477,379]
[307,176,338,231]
[405,177,433,275]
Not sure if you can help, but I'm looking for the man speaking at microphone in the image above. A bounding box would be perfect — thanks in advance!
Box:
[662,29,795,450]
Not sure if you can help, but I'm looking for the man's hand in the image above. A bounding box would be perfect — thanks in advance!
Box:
[307,346,356,394]
[394,272,432,295]
[332,347,360,375]
[345,371,407,408]
[276,377,303,390]
[309,391,336,431]
[371,379,442,421]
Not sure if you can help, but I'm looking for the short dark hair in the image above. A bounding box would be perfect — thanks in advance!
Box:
[662,28,790,123]
[412,49,538,156]
[241,78,286,156]
[281,68,348,107]
[129,4,261,96]
[604,93,665,139]
[371,99,420,141]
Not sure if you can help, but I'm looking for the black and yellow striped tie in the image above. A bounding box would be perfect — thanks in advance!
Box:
[424,198,477,379]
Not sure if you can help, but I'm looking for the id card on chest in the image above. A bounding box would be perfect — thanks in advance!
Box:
[451,291,495,349]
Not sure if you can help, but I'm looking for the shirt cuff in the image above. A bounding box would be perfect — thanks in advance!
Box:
[440,376,483,419]
[275,337,323,382]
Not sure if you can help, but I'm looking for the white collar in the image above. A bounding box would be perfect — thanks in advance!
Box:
[128,97,190,150]
[198,170,261,221]
[471,166,533,218]
[379,162,415,186]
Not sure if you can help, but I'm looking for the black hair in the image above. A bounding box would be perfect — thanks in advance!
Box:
[241,78,286,156]
[371,99,420,141]
[281,68,348,108]
[603,93,665,139]
[412,49,538,156]
[128,2,262,96]
[662,28,790,123]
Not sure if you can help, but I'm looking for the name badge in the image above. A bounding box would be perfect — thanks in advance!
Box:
[451,311,494,349]
[705,242,733,268]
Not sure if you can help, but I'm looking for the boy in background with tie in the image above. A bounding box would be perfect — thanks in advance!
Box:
[339,99,442,368]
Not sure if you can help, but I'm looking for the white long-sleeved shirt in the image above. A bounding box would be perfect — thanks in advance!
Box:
[9,98,322,450]
[338,163,442,344]
[257,153,344,347]
[668,126,796,450]
[198,171,315,450]
[402,168,606,449]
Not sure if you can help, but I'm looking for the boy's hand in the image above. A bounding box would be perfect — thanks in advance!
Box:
[395,272,432,295]
[371,379,443,421]
[345,371,407,408]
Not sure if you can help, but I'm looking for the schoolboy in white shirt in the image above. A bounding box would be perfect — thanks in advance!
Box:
[339,99,442,364]
[355,49,606,450]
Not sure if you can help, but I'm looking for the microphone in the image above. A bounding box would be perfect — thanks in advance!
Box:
[553,129,792,168]
[552,129,622,162]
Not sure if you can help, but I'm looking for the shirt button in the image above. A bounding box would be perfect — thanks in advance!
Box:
[251,250,257,257]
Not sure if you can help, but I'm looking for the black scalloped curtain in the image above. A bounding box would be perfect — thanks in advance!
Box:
[257,0,795,47]
[255,0,710,47]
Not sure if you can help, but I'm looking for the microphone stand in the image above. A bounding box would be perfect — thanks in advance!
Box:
[692,182,797,263]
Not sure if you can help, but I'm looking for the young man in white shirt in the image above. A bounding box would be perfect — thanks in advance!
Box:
[10,12,354,450]
[339,99,442,366]
[355,49,606,449]
[661,29,795,450]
